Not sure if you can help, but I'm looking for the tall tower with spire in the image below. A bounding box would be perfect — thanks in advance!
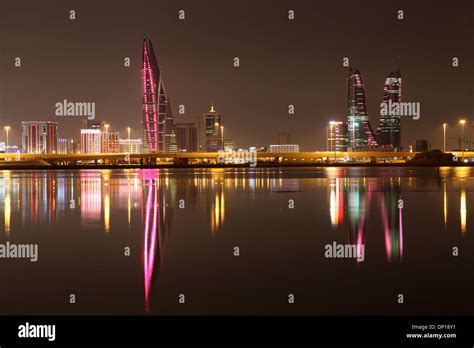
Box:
[141,38,176,153]
[377,69,402,149]
[199,103,223,152]
[347,67,378,149]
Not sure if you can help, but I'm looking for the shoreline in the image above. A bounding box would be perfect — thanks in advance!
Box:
[0,162,472,171]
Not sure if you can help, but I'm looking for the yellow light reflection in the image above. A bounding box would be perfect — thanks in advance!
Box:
[443,179,447,228]
[460,189,466,234]
[4,193,10,235]
[329,179,340,227]
[104,191,110,233]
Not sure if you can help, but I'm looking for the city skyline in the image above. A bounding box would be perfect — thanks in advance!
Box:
[0,0,472,151]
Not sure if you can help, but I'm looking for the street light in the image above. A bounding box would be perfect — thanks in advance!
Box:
[220,125,224,150]
[127,127,131,153]
[104,123,110,154]
[443,123,447,152]
[329,122,336,163]
[4,126,10,152]
[459,119,466,163]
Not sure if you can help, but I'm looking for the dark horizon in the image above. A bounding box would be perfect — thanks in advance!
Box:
[0,0,472,150]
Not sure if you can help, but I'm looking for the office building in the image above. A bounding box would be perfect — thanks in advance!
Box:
[327,121,349,152]
[141,38,176,153]
[200,104,223,152]
[377,69,402,149]
[22,121,58,154]
[119,138,142,154]
[80,129,101,154]
[347,68,377,149]
[176,122,198,152]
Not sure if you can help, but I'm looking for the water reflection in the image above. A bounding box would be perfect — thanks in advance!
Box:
[0,167,471,313]
[460,189,467,234]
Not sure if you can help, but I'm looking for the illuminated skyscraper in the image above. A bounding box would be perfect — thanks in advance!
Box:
[22,121,58,154]
[141,38,176,153]
[377,69,402,149]
[176,122,198,152]
[347,68,377,150]
[164,100,178,152]
[80,129,101,154]
[327,121,349,152]
[199,104,223,152]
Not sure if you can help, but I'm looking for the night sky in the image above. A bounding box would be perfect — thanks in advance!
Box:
[0,0,472,150]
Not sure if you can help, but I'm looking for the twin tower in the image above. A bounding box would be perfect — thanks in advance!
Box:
[347,67,402,150]
[141,37,402,153]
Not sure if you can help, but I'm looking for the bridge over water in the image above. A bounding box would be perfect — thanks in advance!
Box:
[0,151,473,166]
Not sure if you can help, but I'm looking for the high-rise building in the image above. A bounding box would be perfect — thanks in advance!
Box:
[22,121,58,154]
[200,104,223,152]
[377,69,402,149]
[327,121,349,152]
[176,122,198,152]
[119,138,142,154]
[141,38,176,153]
[102,131,120,153]
[57,138,75,154]
[347,68,377,150]
[164,101,178,152]
[80,129,101,154]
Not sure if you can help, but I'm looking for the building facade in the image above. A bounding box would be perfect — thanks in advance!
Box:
[22,121,58,154]
[347,68,377,150]
[377,69,402,149]
[57,138,75,154]
[102,131,120,153]
[141,38,176,153]
[119,138,142,154]
[200,104,223,152]
[327,121,349,152]
[176,122,198,152]
[80,129,101,154]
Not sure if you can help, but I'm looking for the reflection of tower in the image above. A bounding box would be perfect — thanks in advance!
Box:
[211,185,225,235]
[141,38,176,153]
[335,177,404,263]
[142,174,175,312]
[346,178,372,257]
[379,178,403,262]
[329,178,344,227]
[1,172,11,235]
[347,68,378,149]
[80,173,102,227]
[460,188,467,234]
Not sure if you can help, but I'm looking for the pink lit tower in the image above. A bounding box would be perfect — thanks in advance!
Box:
[141,38,176,153]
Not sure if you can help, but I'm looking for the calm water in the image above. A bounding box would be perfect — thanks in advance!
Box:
[0,167,473,315]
